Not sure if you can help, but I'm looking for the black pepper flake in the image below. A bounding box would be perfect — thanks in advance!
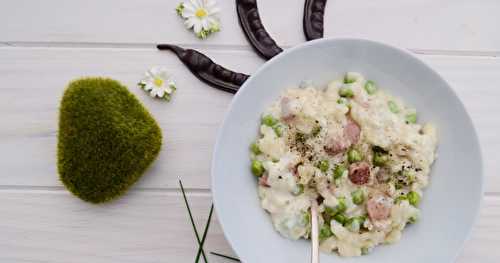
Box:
[278,176,282,179]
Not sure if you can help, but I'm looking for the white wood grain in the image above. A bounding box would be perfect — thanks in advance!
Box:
[0,0,498,261]
[0,47,260,190]
[0,47,499,193]
[0,190,498,263]
[1,0,499,52]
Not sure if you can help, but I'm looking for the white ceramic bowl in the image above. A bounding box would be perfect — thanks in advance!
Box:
[212,38,483,263]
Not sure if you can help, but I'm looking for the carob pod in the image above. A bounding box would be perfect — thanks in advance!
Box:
[157,44,249,94]
[303,0,327,40]
[236,0,283,60]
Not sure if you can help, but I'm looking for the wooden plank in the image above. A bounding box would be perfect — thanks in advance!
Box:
[0,190,497,262]
[0,46,260,190]
[1,0,499,52]
[0,47,498,192]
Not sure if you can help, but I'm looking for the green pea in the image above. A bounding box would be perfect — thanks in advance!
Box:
[407,191,421,206]
[250,142,261,155]
[395,180,405,190]
[324,206,335,216]
[339,87,354,98]
[407,174,416,184]
[408,214,419,224]
[335,197,347,214]
[334,213,347,225]
[351,189,365,205]
[402,170,416,184]
[325,197,347,216]
[344,73,357,84]
[364,80,377,95]
[317,160,329,173]
[319,224,333,240]
[337,98,352,109]
[251,160,264,177]
[373,151,389,166]
[273,125,283,137]
[346,217,361,232]
[299,211,311,227]
[347,149,363,163]
[394,195,408,204]
[405,112,417,124]
[333,164,347,179]
[337,97,347,104]
[262,115,278,127]
[388,101,400,113]
[293,184,304,196]
[311,125,322,137]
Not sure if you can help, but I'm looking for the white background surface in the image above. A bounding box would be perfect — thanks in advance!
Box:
[0,0,499,262]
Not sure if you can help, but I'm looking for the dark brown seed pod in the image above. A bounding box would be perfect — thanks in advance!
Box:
[236,0,283,60]
[303,0,327,40]
[157,44,249,94]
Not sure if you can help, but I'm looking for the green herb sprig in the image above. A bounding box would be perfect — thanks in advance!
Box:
[179,180,210,262]
[179,180,241,262]
[210,252,241,262]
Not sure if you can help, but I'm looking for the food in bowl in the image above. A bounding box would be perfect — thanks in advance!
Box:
[249,72,438,257]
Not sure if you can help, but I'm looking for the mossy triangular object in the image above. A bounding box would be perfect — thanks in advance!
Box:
[58,78,162,203]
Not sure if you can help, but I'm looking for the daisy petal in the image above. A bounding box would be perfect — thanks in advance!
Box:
[149,67,160,76]
[207,17,217,25]
[183,1,196,12]
[208,7,220,15]
[193,21,202,34]
[201,18,209,30]
[190,0,200,9]
[144,84,154,91]
[165,85,173,94]
[182,10,195,18]
[157,89,165,98]
[185,17,196,29]
[149,89,157,97]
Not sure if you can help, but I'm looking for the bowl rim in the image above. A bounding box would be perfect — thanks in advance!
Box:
[211,37,484,262]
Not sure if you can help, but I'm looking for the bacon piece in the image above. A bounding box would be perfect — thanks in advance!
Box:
[324,137,349,155]
[348,162,371,185]
[280,97,296,122]
[344,118,360,145]
[324,118,360,156]
[366,195,392,221]
[258,175,270,187]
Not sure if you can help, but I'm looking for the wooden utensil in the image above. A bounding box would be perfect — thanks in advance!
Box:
[311,199,319,263]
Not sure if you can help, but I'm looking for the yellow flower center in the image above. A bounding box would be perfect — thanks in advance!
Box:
[195,8,207,18]
[153,77,164,87]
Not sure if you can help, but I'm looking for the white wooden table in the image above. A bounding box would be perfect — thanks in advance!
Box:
[1,1,499,262]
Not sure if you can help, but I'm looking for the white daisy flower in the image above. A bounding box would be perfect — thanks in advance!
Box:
[138,67,176,101]
[176,0,221,39]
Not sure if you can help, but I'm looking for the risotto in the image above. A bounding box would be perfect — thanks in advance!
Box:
[249,72,438,257]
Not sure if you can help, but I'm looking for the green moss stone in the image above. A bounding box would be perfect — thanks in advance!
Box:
[58,78,162,203]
